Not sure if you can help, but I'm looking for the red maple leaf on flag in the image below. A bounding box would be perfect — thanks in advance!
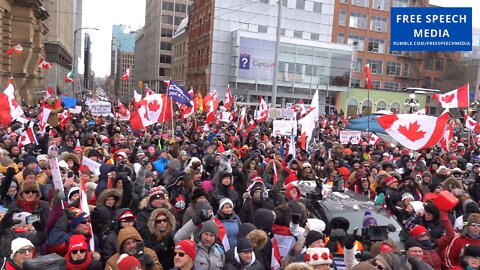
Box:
[148,100,161,112]
[441,94,455,103]
[397,121,426,142]
[469,119,477,127]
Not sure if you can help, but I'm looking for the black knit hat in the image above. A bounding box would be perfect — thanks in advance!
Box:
[404,238,422,251]
[463,244,480,258]
[305,230,325,247]
[428,182,442,193]
[237,238,253,253]
[192,188,208,202]
[424,202,440,220]
[330,217,350,231]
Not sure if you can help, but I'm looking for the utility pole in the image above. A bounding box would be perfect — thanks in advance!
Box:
[271,1,282,108]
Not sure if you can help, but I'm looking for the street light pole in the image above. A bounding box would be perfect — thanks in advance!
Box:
[72,27,99,98]
[271,0,282,108]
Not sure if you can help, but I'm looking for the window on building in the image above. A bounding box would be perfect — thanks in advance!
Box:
[159,68,166,76]
[390,102,400,113]
[422,77,431,88]
[175,3,187,13]
[162,1,174,11]
[435,58,444,70]
[347,98,359,116]
[370,16,388,32]
[348,35,365,51]
[280,28,286,35]
[368,38,385,53]
[362,100,373,115]
[384,82,400,90]
[353,57,362,72]
[372,81,381,89]
[296,0,305,9]
[386,61,401,76]
[351,0,369,7]
[403,63,410,77]
[294,30,303,38]
[160,55,171,64]
[424,57,433,69]
[161,28,173,37]
[372,0,389,10]
[349,13,368,29]
[339,10,347,26]
[341,0,348,3]
[392,0,408,7]
[260,0,269,3]
[258,25,268,33]
[377,101,387,111]
[281,0,288,7]
[337,33,345,43]
[161,42,172,51]
[162,15,173,24]
[174,16,184,25]
[367,59,383,74]
[313,2,322,13]
[311,33,320,40]
[350,79,361,87]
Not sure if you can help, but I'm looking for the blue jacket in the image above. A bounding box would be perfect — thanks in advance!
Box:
[153,157,169,174]
[216,213,241,249]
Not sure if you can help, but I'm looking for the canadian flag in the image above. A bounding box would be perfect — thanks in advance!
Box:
[377,110,450,150]
[121,68,130,80]
[271,238,282,269]
[38,57,53,69]
[475,134,480,145]
[441,121,454,151]
[0,80,24,127]
[180,88,195,119]
[18,122,38,148]
[130,105,154,130]
[299,99,307,116]
[117,102,130,120]
[465,114,480,133]
[203,90,219,112]
[133,90,143,109]
[6,44,23,55]
[224,87,233,110]
[432,84,469,109]
[369,132,381,145]
[144,94,172,123]
[145,86,154,96]
[38,104,51,130]
[310,90,319,112]
[45,86,55,100]
[205,99,216,123]
[364,64,373,90]
[298,107,318,150]
[256,96,269,122]
[236,107,246,131]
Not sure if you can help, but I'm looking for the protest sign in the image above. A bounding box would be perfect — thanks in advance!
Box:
[90,101,111,116]
[272,120,297,136]
[340,130,362,144]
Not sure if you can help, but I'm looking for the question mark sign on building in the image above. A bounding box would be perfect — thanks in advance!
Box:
[239,53,250,70]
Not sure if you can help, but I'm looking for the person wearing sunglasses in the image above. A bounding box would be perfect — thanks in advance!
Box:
[143,208,177,269]
[0,179,50,251]
[105,227,162,270]
[64,234,102,270]
[3,237,35,269]
[171,240,197,270]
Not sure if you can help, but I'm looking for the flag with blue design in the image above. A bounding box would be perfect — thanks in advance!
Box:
[166,80,192,107]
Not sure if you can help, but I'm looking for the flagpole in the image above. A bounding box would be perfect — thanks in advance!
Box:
[171,96,174,136]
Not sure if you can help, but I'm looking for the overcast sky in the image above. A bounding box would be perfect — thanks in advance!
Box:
[81,0,479,78]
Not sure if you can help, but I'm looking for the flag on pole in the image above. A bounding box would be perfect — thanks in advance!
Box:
[432,84,469,109]
[6,44,23,55]
[0,80,24,127]
[79,174,95,251]
[166,80,192,106]
[65,67,76,82]
[45,86,55,100]
[298,107,318,150]
[288,128,296,157]
[121,68,130,80]
[364,64,373,90]
[256,96,269,122]
[181,88,195,119]
[224,86,233,110]
[145,86,154,96]
[38,57,53,69]
[18,122,38,148]
[368,132,381,145]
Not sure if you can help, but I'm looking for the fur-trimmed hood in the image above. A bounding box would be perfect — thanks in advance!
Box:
[288,159,303,169]
[147,208,176,241]
[443,176,464,191]
[62,152,80,164]
[96,188,122,207]
[246,229,268,251]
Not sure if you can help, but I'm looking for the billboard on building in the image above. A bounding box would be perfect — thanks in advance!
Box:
[238,37,275,81]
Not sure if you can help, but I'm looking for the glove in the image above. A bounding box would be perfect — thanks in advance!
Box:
[291,213,302,225]
[192,209,212,225]
[52,190,65,205]
[344,234,356,250]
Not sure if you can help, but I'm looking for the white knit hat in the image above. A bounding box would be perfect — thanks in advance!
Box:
[11,237,33,259]
[304,247,332,266]
[219,198,234,211]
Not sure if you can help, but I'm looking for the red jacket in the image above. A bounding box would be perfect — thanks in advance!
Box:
[444,235,480,269]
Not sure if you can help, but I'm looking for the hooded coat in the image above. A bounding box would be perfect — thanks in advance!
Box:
[143,208,176,270]
[209,171,239,212]
[104,227,163,270]
[100,208,134,262]
[90,188,122,238]
[223,247,264,270]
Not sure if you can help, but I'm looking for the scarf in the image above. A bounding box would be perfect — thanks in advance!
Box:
[17,198,40,213]
[65,251,93,270]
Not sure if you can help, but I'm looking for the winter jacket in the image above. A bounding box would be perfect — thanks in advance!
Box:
[105,227,163,270]
[209,182,239,213]
[444,235,480,269]
[100,208,134,262]
[143,208,176,270]
[194,242,225,270]
[238,198,274,224]
[216,212,241,249]
[91,188,122,235]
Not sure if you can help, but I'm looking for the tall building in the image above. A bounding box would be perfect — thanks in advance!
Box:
[331,0,461,96]
[0,1,49,104]
[172,17,189,87]
[110,24,136,100]
[187,0,352,111]
[135,0,192,93]
[44,0,75,97]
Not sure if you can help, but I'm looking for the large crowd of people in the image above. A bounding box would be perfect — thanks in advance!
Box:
[0,99,480,270]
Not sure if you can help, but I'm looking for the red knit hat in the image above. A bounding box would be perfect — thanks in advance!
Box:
[175,240,196,259]
[68,234,88,252]
[117,254,141,270]
[410,225,429,238]
[384,176,398,186]
[379,243,394,253]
